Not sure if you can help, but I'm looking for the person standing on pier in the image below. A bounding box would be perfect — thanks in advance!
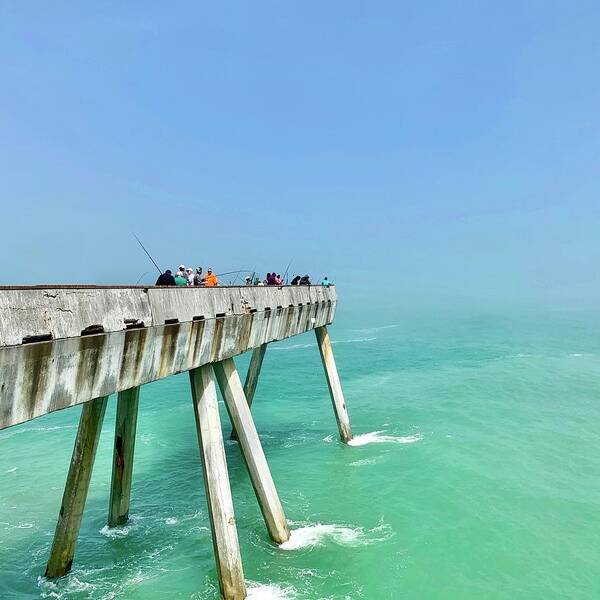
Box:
[204,268,218,287]
[174,271,188,286]
[194,267,204,286]
[186,268,194,286]
[155,269,176,286]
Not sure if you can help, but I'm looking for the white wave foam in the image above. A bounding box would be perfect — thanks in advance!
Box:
[246,582,296,599]
[6,466,17,473]
[165,511,202,526]
[350,457,378,467]
[99,523,133,539]
[352,324,400,334]
[0,424,76,441]
[280,520,394,551]
[348,431,423,447]
[331,337,376,345]
[38,574,97,597]
[271,342,315,352]
[322,434,334,443]
[271,336,376,351]
[280,524,363,550]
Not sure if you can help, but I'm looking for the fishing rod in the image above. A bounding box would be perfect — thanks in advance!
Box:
[135,271,148,285]
[282,257,294,284]
[133,233,162,275]
[215,269,252,277]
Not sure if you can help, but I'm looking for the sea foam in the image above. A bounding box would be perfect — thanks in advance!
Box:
[347,431,423,447]
[280,521,394,551]
[280,524,362,550]
[246,582,296,599]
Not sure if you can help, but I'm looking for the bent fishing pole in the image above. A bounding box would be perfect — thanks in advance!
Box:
[215,269,252,277]
[133,233,162,274]
[282,257,294,284]
[135,271,148,285]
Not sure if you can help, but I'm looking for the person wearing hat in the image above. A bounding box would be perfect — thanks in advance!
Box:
[193,267,204,286]
[204,268,218,287]
[174,269,188,286]
[186,267,194,286]
[244,276,252,285]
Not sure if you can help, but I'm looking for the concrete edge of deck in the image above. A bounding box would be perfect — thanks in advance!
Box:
[0,285,336,347]
[0,289,337,430]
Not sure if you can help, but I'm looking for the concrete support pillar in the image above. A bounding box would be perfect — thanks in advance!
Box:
[108,386,140,527]
[314,326,353,443]
[189,366,246,600]
[45,396,108,578]
[231,343,267,440]
[214,358,290,545]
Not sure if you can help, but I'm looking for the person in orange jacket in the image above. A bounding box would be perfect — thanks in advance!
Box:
[204,268,218,287]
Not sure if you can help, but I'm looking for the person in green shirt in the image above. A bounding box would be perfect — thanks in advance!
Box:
[174,273,188,286]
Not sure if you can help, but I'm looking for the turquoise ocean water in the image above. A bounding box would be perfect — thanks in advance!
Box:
[2,307,600,599]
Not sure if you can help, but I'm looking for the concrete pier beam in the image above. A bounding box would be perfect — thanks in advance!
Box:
[45,396,108,578]
[214,358,290,545]
[189,365,246,600]
[314,326,353,443]
[243,343,267,408]
[230,343,267,440]
[108,386,140,527]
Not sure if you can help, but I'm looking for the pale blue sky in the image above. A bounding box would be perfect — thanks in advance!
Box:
[1,2,599,307]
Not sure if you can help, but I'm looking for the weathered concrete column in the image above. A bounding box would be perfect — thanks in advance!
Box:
[108,386,140,527]
[231,343,267,440]
[214,358,290,545]
[189,365,246,600]
[314,326,353,443]
[45,396,108,578]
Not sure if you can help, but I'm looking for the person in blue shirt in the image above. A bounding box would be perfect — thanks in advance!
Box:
[321,276,332,287]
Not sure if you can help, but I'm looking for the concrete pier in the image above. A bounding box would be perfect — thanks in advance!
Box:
[231,343,267,439]
[0,285,351,596]
[214,357,290,544]
[108,386,140,527]
[45,396,108,578]
[243,343,267,409]
[315,325,353,443]
[190,365,246,600]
